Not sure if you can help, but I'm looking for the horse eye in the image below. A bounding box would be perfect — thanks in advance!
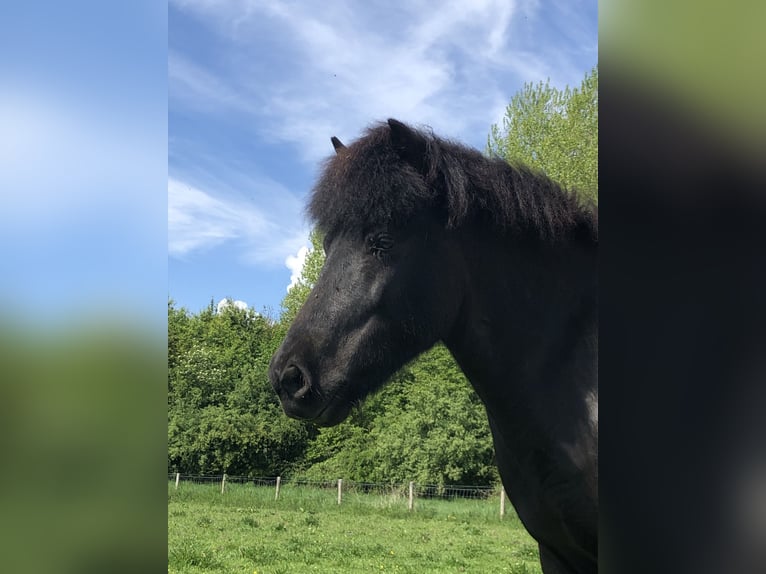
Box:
[368,232,394,258]
[376,233,394,250]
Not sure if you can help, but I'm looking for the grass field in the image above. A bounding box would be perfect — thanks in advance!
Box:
[168,481,541,573]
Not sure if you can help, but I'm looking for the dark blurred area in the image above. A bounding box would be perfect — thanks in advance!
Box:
[600,1,766,573]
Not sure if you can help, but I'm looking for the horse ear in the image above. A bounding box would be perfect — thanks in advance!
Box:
[330,136,346,153]
[387,119,427,173]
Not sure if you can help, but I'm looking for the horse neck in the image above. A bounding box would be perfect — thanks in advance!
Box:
[443,228,598,428]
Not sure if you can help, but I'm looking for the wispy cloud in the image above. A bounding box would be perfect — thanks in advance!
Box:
[168,0,596,311]
[169,0,596,161]
[168,177,308,266]
[168,51,260,115]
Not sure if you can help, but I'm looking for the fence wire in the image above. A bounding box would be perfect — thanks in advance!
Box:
[168,473,499,501]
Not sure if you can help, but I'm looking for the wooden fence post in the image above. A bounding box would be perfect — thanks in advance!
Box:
[408,481,414,511]
[221,473,227,494]
[500,487,506,518]
[337,479,343,505]
[275,476,281,501]
[175,472,180,489]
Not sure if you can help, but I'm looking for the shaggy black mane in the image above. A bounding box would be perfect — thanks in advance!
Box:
[308,120,597,244]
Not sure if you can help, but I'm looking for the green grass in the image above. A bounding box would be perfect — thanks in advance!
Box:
[168,481,541,573]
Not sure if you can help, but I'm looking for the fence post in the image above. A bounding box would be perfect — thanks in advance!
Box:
[221,473,227,494]
[500,487,506,518]
[337,479,343,505]
[408,481,414,511]
[275,476,281,501]
[175,472,180,490]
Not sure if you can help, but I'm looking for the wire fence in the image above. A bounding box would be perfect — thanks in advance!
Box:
[168,473,508,515]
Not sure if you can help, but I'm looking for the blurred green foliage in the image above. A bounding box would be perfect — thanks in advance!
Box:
[600,0,764,160]
[0,321,166,573]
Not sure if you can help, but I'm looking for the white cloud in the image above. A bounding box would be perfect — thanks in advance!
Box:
[248,1,512,158]
[216,297,249,313]
[285,244,309,292]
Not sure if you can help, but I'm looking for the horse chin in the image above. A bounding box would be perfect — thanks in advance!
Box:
[311,376,375,426]
[311,400,353,427]
[308,372,374,426]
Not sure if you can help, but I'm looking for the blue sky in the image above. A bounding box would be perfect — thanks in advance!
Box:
[168,0,597,316]
[1,1,166,328]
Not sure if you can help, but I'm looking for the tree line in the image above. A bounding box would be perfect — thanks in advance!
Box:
[168,67,597,486]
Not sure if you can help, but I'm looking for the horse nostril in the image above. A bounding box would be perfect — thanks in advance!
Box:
[281,364,311,399]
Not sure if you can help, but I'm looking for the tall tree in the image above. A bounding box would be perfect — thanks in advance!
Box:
[488,66,598,200]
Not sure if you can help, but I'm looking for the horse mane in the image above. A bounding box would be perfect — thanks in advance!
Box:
[308,120,597,245]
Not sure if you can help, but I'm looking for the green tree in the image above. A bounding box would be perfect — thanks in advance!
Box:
[488,66,598,200]
[300,345,498,486]
[167,300,312,476]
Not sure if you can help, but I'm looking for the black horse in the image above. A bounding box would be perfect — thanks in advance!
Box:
[269,119,598,574]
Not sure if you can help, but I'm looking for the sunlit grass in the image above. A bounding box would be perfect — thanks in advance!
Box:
[168,481,541,573]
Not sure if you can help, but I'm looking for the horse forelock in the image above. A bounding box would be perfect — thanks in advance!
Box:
[307,121,597,245]
[308,123,430,236]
